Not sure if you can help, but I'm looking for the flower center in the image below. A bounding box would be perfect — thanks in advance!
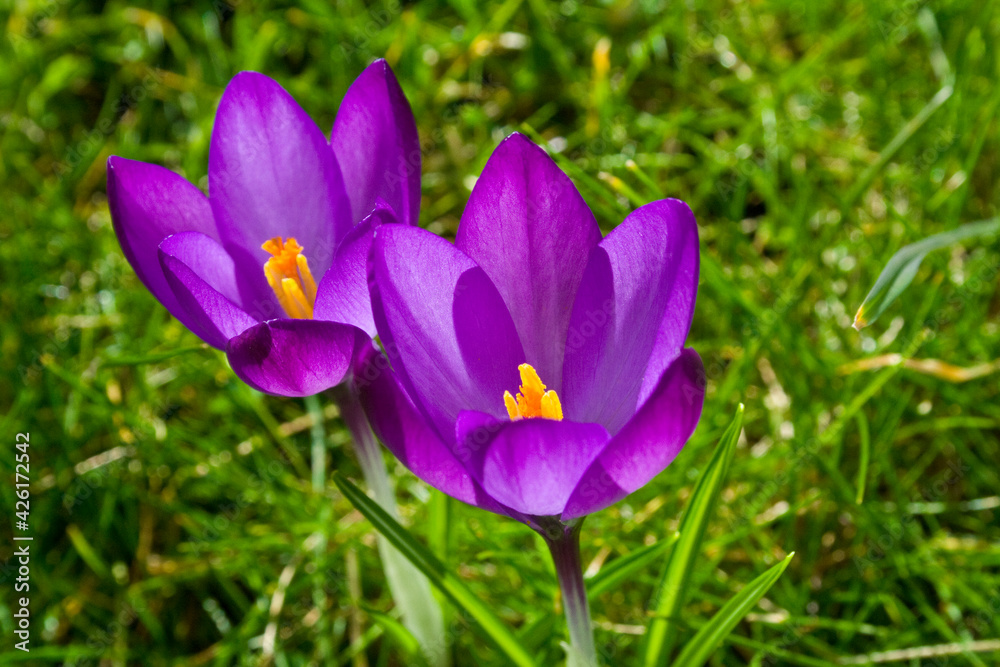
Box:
[262,237,317,319]
[503,363,563,421]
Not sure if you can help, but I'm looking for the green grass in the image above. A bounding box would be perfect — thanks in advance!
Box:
[2,0,1000,664]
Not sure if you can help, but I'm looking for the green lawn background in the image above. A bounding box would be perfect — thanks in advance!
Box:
[2,0,1000,664]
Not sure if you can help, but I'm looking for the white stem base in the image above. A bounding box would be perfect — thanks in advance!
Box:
[339,391,450,667]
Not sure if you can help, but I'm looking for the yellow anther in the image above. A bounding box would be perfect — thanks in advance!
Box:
[540,391,562,419]
[295,253,317,303]
[262,237,317,319]
[503,363,563,421]
[504,392,520,420]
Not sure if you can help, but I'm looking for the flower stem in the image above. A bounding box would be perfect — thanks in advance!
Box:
[303,394,332,656]
[335,388,449,667]
[543,521,598,667]
[304,393,326,493]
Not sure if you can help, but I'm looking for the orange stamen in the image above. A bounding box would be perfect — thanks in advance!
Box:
[262,237,317,319]
[503,364,563,421]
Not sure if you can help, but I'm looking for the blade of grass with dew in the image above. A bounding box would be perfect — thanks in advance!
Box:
[672,553,795,667]
[852,217,1000,330]
[333,474,537,667]
[643,404,745,667]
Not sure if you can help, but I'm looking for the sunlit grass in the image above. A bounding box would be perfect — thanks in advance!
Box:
[1,0,999,664]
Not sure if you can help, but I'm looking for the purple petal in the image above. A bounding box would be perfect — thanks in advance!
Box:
[209,71,350,299]
[331,59,421,227]
[561,349,705,521]
[561,199,699,433]
[352,342,515,516]
[455,133,601,390]
[107,156,219,323]
[158,233,259,348]
[160,231,245,304]
[455,412,610,517]
[226,319,365,397]
[313,204,396,336]
[369,225,525,441]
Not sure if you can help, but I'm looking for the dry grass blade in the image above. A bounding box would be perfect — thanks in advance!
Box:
[838,354,1000,383]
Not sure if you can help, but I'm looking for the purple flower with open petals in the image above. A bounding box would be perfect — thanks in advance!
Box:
[107,60,419,397]
[356,133,705,524]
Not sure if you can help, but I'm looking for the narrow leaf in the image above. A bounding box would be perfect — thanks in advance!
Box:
[333,474,537,667]
[516,615,557,654]
[853,217,1000,330]
[854,411,871,504]
[643,404,745,667]
[101,344,208,366]
[66,524,110,579]
[672,553,795,667]
[363,606,424,662]
[586,533,678,599]
[844,82,953,210]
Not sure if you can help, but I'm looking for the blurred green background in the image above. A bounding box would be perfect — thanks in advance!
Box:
[2,0,1000,664]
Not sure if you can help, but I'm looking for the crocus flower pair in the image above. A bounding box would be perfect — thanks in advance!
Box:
[107,60,419,395]
[108,60,705,531]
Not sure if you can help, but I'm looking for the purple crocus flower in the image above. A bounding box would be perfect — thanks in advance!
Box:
[107,62,451,664]
[107,60,419,397]
[356,132,705,525]
[356,133,704,663]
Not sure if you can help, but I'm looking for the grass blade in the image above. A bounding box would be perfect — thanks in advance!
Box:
[586,534,678,599]
[101,344,209,366]
[844,82,953,210]
[643,404,745,667]
[362,607,424,663]
[672,553,795,667]
[333,474,537,667]
[854,411,871,504]
[853,217,1000,330]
